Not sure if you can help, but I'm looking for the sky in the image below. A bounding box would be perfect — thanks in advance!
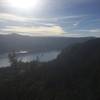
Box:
[0,0,100,37]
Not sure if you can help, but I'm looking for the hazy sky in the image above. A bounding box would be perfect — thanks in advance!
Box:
[0,0,100,37]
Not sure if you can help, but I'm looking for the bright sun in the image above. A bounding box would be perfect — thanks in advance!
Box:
[7,0,40,10]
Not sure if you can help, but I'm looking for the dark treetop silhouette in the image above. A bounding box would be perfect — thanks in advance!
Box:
[0,38,100,100]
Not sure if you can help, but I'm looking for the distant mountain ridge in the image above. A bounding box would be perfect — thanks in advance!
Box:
[43,38,100,100]
[0,34,95,53]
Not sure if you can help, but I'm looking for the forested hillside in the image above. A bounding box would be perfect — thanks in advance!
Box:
[0,38,100,100]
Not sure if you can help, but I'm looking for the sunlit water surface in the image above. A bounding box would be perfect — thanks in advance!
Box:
[0,51,60,67]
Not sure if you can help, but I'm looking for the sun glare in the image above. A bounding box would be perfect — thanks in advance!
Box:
[7,0,40,10]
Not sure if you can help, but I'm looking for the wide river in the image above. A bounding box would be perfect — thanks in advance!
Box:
[0,51,60,67]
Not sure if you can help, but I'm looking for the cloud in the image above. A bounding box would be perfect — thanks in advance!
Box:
[53,15,86,21]
[0,12,86,22]
[0,13,30,22]
[72,29,100,37]
[0,12,90,37]
[89,29,100,33]
[0,13,49,22]
[73,21,81,27]
[77,29,100,33]
[1,25,65,36]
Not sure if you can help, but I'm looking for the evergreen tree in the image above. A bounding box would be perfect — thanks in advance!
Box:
[8,50,17,67]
